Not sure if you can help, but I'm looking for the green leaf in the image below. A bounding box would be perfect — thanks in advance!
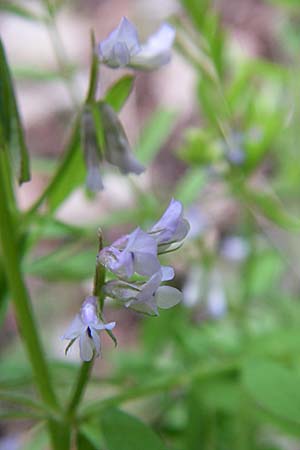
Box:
[180,0,210,31]
[0,38,30,183]
[104,76,135,112]
[243,360,300,428]
[136,109,176,164]
[77,431,99,450]
[46,123,85,212]
[24,245,95,281]
[101,409,168,450]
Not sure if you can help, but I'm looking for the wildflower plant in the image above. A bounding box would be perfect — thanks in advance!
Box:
[2,1,300,450]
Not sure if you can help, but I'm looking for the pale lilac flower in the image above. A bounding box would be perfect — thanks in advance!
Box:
[98,17,140,68]
[62,296,115,361]
[104,266,181,315]
[99,102,144,176]
[81,110,104,192]
[98,17,175,71]
[98,227,160,279]
[149,198,190,249]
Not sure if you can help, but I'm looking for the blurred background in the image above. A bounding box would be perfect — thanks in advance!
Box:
[2,0,300,449]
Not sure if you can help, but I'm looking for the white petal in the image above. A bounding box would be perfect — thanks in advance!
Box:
[155,286,182,309]
[161,266,175,281]
[90,329,101,356]
[79,333,94,361]
[93,320,116,331]
[62,315,85,340]
[130,23,175,70]
[104,321,116,331]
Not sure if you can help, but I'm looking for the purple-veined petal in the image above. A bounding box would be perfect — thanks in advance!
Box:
[62,315,85,340]
[133,251,161,276]
[127,297,159,315]
[80,296,98,326]
[155,285,182,309]
[104,280,139,301]
[79,332,94,361]
[171,218,190,242]
[98,17,140,68]
[150,199,184,244]
[136,272,161,302]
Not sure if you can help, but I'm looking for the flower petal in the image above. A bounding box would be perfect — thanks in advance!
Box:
[130,23,175,70]
[155,285,182,309]
[90,328,101,356]
[133,252,161,277]
[98,17,140,68]
[62,315,85,340]
[150,199,184,244]
[136,272,161,302]
[79,332,94,361]
[161,265,175,281]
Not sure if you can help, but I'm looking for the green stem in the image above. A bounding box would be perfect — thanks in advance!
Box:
[65,232,105,419]
[66,361,93,418]
[0,156,72,449]
[0,161,58,411]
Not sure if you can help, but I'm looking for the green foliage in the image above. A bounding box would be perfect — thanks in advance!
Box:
[0,38,30,183]
[2,1,300,449]
[101,409,168,450]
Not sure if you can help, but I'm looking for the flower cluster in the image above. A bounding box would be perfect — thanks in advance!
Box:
[62,199,189,360]
[81,17,176,192]
[100,198,190,315]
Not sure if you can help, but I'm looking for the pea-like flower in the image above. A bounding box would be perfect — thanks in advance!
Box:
[104,267,182,315]
[81,104,144,192]
[98,17,176,71]
[98,227,160,279]
[62,296,116,361]
[149,198,190,250]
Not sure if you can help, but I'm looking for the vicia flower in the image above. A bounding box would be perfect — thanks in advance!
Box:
[104,266,182,315]
[98,227,160,279]
[81,103,144,192]
[98,17,176,71]
[62,296,116,361]
[81,109,104,192]
[149,198,190,250]
[99,102,144,176]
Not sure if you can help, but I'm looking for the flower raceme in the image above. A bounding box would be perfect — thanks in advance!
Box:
[98,17,176,71]
[63,200,189,361]
[62,296,115,361]
[99,199,190,315]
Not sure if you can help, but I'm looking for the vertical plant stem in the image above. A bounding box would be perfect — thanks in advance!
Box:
[0,157,71,449]
[66,231,105,418]
[66,361,93,418]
